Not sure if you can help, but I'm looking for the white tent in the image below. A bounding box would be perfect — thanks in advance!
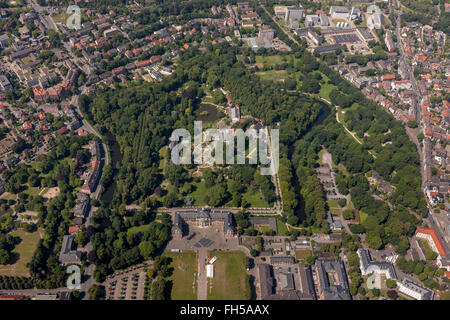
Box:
[206,264,214,278]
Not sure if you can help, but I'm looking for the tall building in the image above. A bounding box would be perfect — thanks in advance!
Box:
[285,8,304,21]
[258,26,275,42]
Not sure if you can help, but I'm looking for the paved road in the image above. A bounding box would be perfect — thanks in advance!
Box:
[197,248,207,300]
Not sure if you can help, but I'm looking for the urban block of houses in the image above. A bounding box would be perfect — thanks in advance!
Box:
[315,259,351,300]
[59,235,82,265]
[357,248,398,279]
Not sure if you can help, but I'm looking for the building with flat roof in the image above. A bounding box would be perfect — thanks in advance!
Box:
[315,259,351,300]
[258,26,275,42]
[279,272,295,290]
[257,264,316,300]
[285,8,304,22]
[398,278,434,300]
[59,235,82,265]
[330,6,350,20]
[270,256,294,265]
[74,192,90,218]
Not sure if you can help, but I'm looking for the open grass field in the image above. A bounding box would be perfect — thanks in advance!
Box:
[51,12,69,24]
[359,211,368,224]
[327,200,339,208]
[242,189,270,208]
[189,181,208,206]
[255,55,284,68]
[207,250,251,300]
[319,82,335,101]
[256,70,286,82]
[163,251,197,300]
[24,187,43,197]
[127,223,151,236]
[295,249,312,259]
[0,228,43,277]
[276,217,289,235]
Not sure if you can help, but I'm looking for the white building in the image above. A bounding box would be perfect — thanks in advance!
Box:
[367,13,386,29]
[304,15,320,27]
[231,106,240,123]
[206,264,214,278]
[398,279,434,300]
[330,6,350,20]
[357,248,398,279]
[285,8,304,21]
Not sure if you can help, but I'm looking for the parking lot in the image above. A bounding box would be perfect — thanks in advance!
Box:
[105,269,148,300]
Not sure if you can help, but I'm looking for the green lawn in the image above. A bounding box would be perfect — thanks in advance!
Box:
[0,228,42,277]
[329,207,342,215]
[319,82,335,100]
[295,250,312,259]
[24,187,43,197]
[256,70,286,82]
[242,189,270,208]
[327,200,339,208]
[127,223,151,236]
[255,55,283,68]
[51,12,69,24]
[359,211,368,224]
[189,181,208,206]
[163,251,197,300]
[207,251,250,300]
[276,217,289,236]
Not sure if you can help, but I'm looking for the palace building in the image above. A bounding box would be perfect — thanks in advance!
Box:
[172,208,235,238]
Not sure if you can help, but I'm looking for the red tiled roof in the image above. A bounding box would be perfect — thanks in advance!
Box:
[381,74,395,81]
[416,227,447,255]
[69,226,81,233]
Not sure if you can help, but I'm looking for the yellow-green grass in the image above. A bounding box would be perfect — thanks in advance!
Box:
[0,228,43,277]
[359,211,368,224]
[319,82,335,100]
[51,12,70,24]
[207,250,251,300]
[255,225,273,234]
[256,70,286,81]
[295,249,312,259]
[24,187,43,197]
[189,181,208,206]
[327,200,339,208]
[163,251,197,300]
[127,223,151,236]
[255,55,283,68]
[276,217,289,235]
[317,149,324,165]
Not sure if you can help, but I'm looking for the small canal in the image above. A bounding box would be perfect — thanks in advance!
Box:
[100,130,123,204]
[290,101,331,223]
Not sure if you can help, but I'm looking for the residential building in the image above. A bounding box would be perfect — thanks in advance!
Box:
[357,248,398,279]
[74,192,90,218]
[285,8,304,22]
[59,235,82,265]
[398,278,434,300]
[330,6,349,20]
[415,227,447,256]
[315,259,351,300]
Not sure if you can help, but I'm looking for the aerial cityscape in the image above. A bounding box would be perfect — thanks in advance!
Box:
[0,0,448,305]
